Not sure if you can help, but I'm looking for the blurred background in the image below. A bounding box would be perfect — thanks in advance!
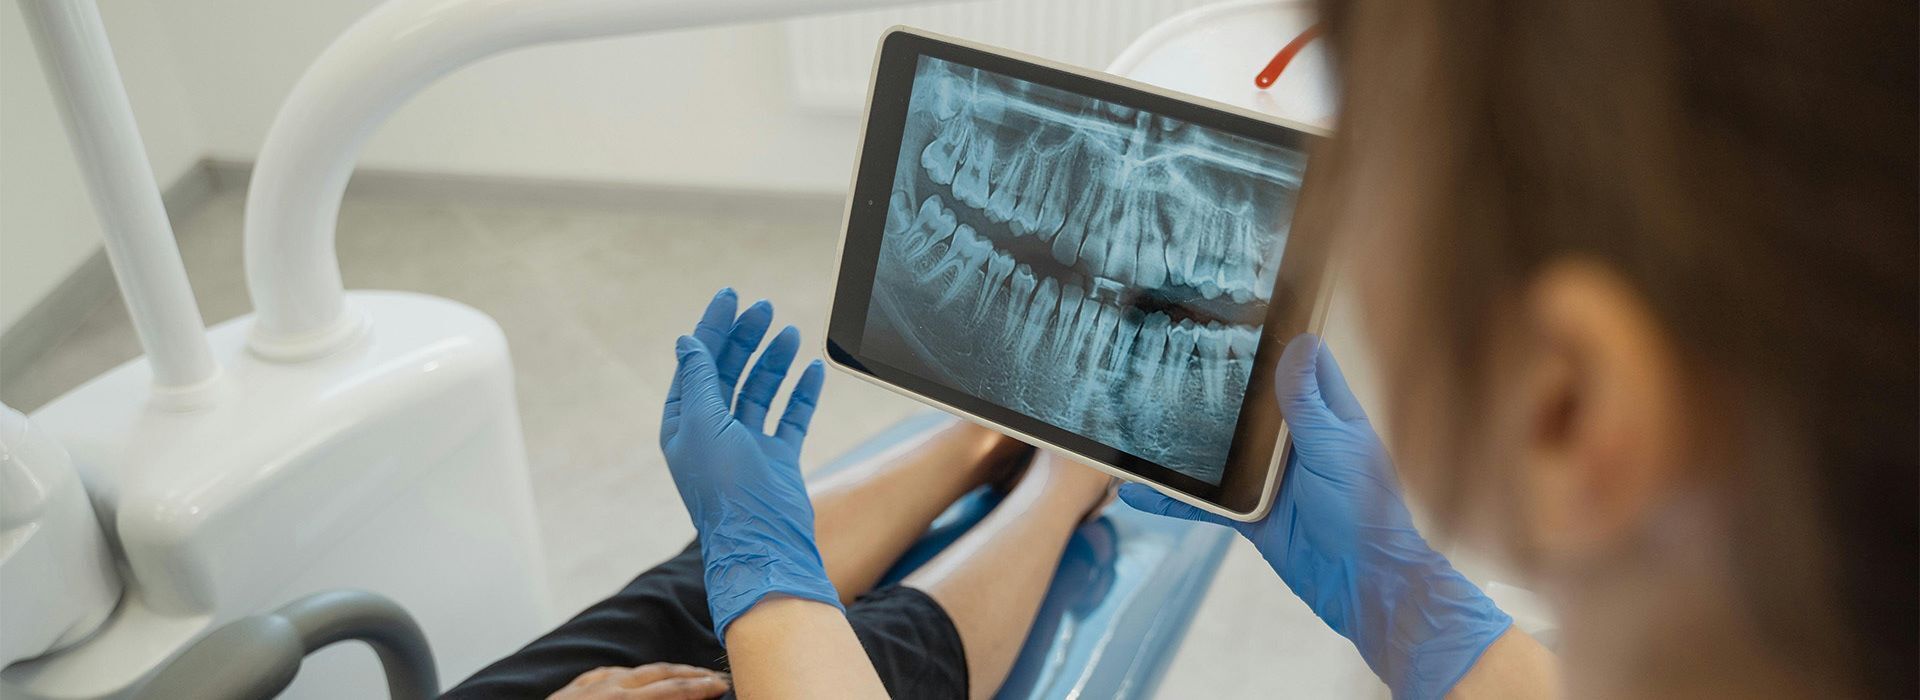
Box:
[0,1,1485,695]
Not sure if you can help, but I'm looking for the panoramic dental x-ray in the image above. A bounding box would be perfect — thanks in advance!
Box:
[861,56,1307,483]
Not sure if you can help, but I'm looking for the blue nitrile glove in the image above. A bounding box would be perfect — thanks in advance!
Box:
[661,288,838,639]
[1120,335,1512,699]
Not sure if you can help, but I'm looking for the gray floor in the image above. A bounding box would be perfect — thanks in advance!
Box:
[5,182,1379,697]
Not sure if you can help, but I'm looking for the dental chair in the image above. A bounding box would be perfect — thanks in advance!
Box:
[129,412,1234,699]
[2,0,1324,697]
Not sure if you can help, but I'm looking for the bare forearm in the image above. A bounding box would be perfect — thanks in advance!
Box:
[1447,627,1560,699]
[724,597,888,699]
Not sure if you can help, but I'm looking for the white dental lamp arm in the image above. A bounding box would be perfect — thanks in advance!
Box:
[20,0,219,400]
[244,0,943,360]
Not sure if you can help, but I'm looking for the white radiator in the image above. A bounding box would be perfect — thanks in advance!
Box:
[782,0,1217,111]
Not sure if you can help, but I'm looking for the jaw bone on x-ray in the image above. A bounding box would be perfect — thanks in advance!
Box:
[862,56,1306,483]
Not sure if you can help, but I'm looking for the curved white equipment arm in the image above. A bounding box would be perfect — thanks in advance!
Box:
[245,0,935,360]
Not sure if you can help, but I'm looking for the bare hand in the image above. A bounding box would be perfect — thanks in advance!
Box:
[546,663,730,700]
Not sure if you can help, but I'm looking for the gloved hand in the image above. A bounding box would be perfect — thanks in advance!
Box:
[661,288,838,639]
[1121,335,1512,699]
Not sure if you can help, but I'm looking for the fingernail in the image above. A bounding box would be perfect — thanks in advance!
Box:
[715,287,735,298]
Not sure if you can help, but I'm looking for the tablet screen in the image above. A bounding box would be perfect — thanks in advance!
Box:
[856,54,1308,485]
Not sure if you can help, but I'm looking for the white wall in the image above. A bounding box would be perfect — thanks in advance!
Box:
[0,0,204,330]
[2,0,1193,332]
[4,1,877,332]
[156,0,866,195]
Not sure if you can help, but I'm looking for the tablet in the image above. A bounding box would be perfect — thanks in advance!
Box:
[824,27,1331,520]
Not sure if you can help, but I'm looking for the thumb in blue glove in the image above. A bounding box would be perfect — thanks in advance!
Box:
[661,288,840,639]
[1121,334,1512,699]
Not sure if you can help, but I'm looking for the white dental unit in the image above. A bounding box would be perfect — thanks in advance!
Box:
[0,1,1331,697]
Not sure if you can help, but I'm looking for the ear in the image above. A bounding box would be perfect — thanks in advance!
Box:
[1515,260,1689,565]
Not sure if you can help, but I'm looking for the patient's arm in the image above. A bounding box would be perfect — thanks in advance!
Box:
[725,597,888,699]
[1447,627,1560,699]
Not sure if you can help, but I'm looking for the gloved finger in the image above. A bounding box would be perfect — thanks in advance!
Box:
[736,325,800,431]
[1312,340,1371,424]
[672,288,739,410]
[689,288,739,357]
[774,360,826,449]
[1118,483,1236,527]
[715,300,774,392]
[674,336,736,437]
[1274,334,1338,430]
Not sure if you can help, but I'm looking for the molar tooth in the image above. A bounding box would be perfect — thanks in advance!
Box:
[1013,270,1059,354]
[1135,201,1170,288]
[1049,281,1085,363]
[1244,229,1274,303]
[1161,319,1200,399]
[1078,219,1111,277]
[953,137,995,209]
[1080,305,1120,374]
[1127,311,1172,408]
[972,248,1017,325]
[1170,207,1208,286]
[1104,308,1143,372]
[1156,115,1182,133]
[920,122,971,185]
[1056,167,1116,267]
[924,223,987,287]
[1254,221,1287,303]
[1061,295,1101,371]
[1228,326,1259,362]
[906,194,957,259]
[1005,266,1045,352]
[1104,192,1146,287]
[1190,211,1227,299]
[1196,322,1231,406]
[985,144,1033,224]
[1223,216,1260,303]
[1034,148,1073,237]
[1052,185,1100,266]
[1160,204,1185,288]
[1104,102,1136,121]
[1011,145,1057,237]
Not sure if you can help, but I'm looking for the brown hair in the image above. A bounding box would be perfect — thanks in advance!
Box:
[1305,0,1916,694]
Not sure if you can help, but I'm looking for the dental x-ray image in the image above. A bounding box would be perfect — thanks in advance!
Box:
[861,56,1306,483]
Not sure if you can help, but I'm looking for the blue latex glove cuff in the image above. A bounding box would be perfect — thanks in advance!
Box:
[700,515,844,639]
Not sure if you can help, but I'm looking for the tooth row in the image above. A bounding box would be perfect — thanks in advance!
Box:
[976,263,1261,385]
[880,191,1254,482]
[920,121,1277,303]
[904,191,1263,379]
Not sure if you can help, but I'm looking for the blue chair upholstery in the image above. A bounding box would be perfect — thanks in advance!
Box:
[816,414,1233,699]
